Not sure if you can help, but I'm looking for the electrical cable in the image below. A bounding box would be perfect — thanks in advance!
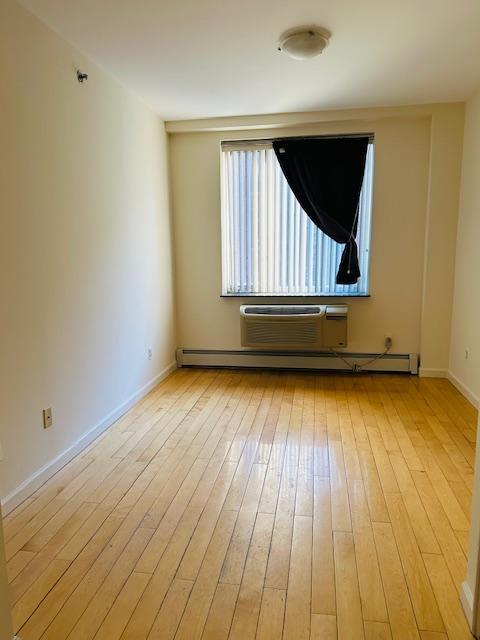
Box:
[329,345,392,373]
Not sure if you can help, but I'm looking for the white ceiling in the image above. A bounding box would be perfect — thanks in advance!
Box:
[19,0,480,121]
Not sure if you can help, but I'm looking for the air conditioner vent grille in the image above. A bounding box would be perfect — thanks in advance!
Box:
[246,321,320,345]
[244,306,321,315]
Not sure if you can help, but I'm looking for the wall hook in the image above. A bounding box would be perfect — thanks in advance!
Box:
[77,70,88,83]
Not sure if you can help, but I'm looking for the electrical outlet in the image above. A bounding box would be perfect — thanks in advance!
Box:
[43,407,53,429]
[148,347,153,361]
[385,335,393,349]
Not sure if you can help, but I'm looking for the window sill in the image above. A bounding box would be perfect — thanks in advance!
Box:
[221,293,371,299]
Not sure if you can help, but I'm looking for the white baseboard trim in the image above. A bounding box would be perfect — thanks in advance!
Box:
[1,361,177,515]
[460,580,476,634]
[418,367,447,378]
[447,370,480,409]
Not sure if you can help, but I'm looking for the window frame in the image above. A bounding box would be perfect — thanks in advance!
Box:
[220,134,374,299]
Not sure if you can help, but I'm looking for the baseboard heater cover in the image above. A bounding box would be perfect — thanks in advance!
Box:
[176,349,419,374]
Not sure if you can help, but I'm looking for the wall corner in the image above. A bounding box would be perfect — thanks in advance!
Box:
[420,103,465,372]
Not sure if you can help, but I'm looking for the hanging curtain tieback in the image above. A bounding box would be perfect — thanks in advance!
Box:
[337,238,360,285]
[343,202,361,277]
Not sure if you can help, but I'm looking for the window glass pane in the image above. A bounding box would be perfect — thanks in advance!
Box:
[221,142,373,296]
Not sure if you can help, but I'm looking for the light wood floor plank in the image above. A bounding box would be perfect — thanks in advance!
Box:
[364,620,393,639]
[228,512,275,640]
[264,378,303,590]
[256,587,286,640]
[423,553,473,640]
[311,476,335,615]
[388,450,441,554]
[174,509,238,640]
[147,578,194,640]
[94,571,151,640]
[283,515,313,640]
[341,421,388,622]
[7,550,36,584]
[420,631,448,640]
[10,501,97,604]
[201,582,239,640]
[19,514,125,640]
[1,369,474,640]
[66,527,154,640]
[329,441,352,532]
[384,493,444,632]
[334,531,365,640]
[411,469,468,589]
[372,522,420,640]
[311,613,337,639]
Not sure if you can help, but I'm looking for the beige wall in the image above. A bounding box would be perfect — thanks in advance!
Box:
[420,107,465,375]
[0,0,176,504]
[449,87,480,632]
[0,512,13,640]
[169,106,463,366]
[449,88,480,406]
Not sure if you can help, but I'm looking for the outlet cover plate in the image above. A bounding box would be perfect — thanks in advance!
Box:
[43,408,53,429]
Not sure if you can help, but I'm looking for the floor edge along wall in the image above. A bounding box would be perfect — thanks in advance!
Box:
[1,361,177,516]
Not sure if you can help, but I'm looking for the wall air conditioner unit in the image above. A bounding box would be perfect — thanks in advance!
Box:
[240,304,348,350]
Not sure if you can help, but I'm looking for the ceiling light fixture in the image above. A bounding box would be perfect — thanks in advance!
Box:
[278,26,331,60]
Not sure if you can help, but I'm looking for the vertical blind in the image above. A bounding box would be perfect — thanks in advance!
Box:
[221,141,374,296]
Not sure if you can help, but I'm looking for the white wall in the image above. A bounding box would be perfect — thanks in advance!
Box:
[0,0,176,505]
[449,88,480,407]
[169,106,464,366]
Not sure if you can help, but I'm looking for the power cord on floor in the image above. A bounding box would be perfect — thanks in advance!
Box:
[329,343,392,373]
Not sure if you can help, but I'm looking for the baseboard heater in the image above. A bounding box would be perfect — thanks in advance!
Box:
[176,349,419,374]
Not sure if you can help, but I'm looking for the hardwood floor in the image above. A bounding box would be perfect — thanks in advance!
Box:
[3,368,477,639]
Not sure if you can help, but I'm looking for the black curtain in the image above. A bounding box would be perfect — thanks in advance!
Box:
[272,137,369,285]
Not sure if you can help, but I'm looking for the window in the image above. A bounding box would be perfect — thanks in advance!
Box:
[221,139,374,296]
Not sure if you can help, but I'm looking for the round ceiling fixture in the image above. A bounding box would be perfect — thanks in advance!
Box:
[278,26,331,60]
